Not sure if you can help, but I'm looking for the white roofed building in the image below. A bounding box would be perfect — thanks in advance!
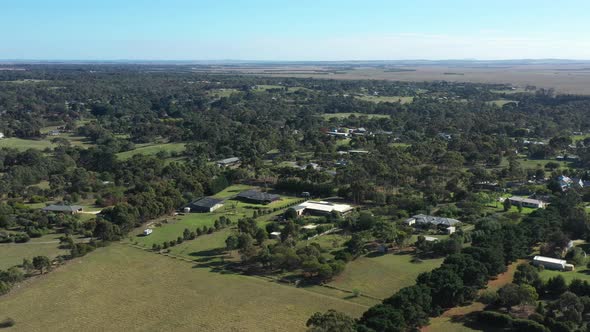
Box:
[293,201,353,216]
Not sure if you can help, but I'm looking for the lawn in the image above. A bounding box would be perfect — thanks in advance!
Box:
[321,113,390,120]
[488,99,517,107]
[116,142,186,160]
[254,84,284,91]
[0,234,68,270]
[0,138,55,151]
[355,95,414,104]
[0,244,366,332]
[326,252,444,299]
[539,266,590,284]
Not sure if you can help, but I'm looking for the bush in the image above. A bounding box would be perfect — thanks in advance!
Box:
[13,233,30,243]
[0,318,15,328]
[511,319,549,332]
[477,311,513,328]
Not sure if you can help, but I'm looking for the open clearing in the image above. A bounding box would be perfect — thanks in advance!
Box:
[116,142,186,160]
[0,234,68,270]
[355,95,414,104]
[0,244,366,332]
[327,253,443,299]
[0,138,55,151]
[321,112,390,120]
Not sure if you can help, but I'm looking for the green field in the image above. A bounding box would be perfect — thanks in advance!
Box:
[0,138,55,151]
[488,99,517,107]
[539,266,590,284]
[327,253,444,299]
[116,142,186,160]
[321,113,390,120]
[0,244,366,332]
[0,234,68,270]
[355,95,414,104]
[207,88,239,98]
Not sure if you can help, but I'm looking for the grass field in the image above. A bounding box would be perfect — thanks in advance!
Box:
[116,142,186,160]
[0,244,366,332]
[355,95,414,104]
[321,113,390,120]
[0,138,55,151]
[0,234,68,270]
[539,266,590,284]
[488,99,517,107]
[327,253,444,299]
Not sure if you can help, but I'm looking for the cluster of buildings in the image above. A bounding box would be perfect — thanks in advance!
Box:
[558,175,590,191]
[325,127,367,138]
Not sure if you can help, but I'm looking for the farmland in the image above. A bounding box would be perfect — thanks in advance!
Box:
[116,142,186,160]
[355,95,414,104]
[0,138,55,151]
[0,234,69,270]
[0,244,366,332]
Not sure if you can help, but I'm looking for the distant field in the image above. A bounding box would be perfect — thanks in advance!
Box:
[116,142,186,160]
[207,88,239,98]
[355,95,414,104]
[321,113,390,119]
[0,244,366,332]
[209,64,590,95]
[0,138,55,151]
[327,253,443,299]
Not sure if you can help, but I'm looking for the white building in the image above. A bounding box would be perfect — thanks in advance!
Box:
[508,196,547,209]
[0,132,4,139]
[143,229,153,236]
[293,201,353,216]
[532,255,566,270]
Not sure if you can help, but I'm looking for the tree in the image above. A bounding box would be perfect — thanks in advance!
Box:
[32,256,51,274]
[513,263,541,288]
[284,208,298,220]
[306,310,356,332]
[225,235,239,250]
[546,275,568,297]
[554,291,583,324]
[503,198,512,212]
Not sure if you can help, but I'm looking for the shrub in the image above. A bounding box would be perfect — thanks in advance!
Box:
[511,319,549,332]
[477,311,512,328]
[0,318,15,328]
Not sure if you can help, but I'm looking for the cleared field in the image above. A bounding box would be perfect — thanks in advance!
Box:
[0,138,55,151]
[116,143,186,160]
[223,64,590,95]
[540,266,590,284]
[321,113,390,119]
[0,244,366,332]
[0,234,68,270]
[355,95,414,104]
[327,253,444,299]
[488,99,517,107]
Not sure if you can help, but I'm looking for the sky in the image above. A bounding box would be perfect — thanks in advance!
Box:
[1,0,590,61]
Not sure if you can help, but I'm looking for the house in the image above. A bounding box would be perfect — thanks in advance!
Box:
[533,255,567,271]
[48,129,61,136]
[446,226,456,235]
[270,231,281,240]
[327,131,350,138]
[236,190,280,204]
[42,204,84,214]
[0,132,4,139]
[558,175,583,190]
[185,197,224,213]
[424,236,439,242]
[293,201,354,216]
[143,229,153,236]
[508,196,547,209]
[216,157,240,167]
[404,214,460,227]
[348,150,370,154]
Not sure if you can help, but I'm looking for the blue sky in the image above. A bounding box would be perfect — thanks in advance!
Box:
[1,0,589,60]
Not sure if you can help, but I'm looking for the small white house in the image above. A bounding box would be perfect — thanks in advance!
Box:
[446,226,456,235]
[143,229,153,236]
[270,231,281,240]
[0,132,4,139]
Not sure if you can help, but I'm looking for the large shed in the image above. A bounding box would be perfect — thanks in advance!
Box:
[533,255,567,270]
[185,197,224,213]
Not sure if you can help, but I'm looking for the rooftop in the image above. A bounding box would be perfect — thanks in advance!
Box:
[406,214,460,226]
[42,204,84,212]
[188,197,224,208]
[216,157,240,165]
[237,189,280,202]
[294,201,353,214]
[533,255,566,265]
